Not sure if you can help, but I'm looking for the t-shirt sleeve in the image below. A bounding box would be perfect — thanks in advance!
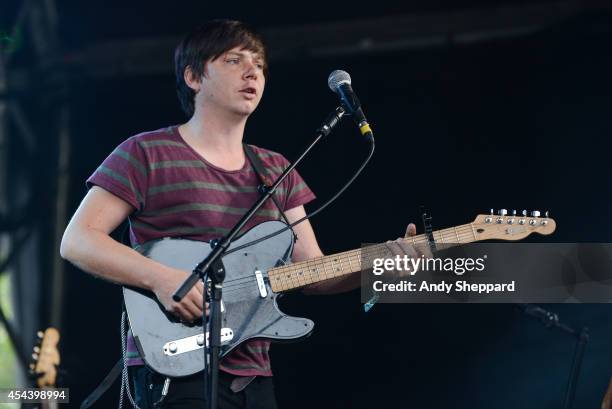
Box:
[86,137,149,212]
[278,155,316,211]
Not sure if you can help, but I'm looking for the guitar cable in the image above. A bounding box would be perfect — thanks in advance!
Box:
[120,311,171,409]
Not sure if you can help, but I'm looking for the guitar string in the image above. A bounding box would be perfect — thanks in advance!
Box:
[219,223,478,289]
[220,224,483,294]
[183,217,539,292]
[220,224,480,292]
[226,215,547,293]
[207,218,544,295]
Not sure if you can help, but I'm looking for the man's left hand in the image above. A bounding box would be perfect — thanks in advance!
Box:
[384,223,431,278]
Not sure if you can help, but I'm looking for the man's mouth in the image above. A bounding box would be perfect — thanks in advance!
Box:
[240,87,257,96]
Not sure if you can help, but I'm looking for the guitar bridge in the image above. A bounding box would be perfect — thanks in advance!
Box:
[163,328,234,356]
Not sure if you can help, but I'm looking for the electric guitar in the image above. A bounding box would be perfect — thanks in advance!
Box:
[29,327,61,409]
[124,211,556,377]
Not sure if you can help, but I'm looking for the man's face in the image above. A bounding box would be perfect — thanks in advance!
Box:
[197,46,266,117]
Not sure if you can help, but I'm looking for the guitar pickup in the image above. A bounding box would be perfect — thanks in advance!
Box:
[163,328,234,356]
[255,269,267,298]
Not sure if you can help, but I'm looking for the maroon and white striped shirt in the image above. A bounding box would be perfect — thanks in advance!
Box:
[86,125,315,376]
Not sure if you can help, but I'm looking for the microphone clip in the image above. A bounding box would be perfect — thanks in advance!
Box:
[316,105,346,137]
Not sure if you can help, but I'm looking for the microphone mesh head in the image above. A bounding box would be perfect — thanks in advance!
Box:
[328,70,351,92]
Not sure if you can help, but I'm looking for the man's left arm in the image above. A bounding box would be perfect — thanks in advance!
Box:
[285,205,361,294]
[285,206,420,295]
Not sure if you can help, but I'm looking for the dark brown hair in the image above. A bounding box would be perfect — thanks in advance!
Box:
[174,19,268,118]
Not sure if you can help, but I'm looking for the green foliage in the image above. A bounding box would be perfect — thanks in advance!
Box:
[0,273,18,409]
[0,274,16,386]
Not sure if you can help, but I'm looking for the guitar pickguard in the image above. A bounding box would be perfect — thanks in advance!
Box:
[123,220,315,378]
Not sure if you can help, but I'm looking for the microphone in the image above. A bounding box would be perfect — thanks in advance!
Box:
[327,70,374,140]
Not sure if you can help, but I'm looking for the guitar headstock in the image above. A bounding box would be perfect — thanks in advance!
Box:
[29,328,60,387]
[471,209,556,241]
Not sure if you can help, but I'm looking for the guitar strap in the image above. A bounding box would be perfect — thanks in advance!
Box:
[80,358,122,409]
[243,144,296,240]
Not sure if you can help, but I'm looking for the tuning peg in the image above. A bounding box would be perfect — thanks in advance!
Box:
[531,210,541,217]
[33,346,40,353]
[511,210,517,216]
[37,331,44,339]
[522,210,527,217]
[490,208,494,215]
[545,210,549,218]
[29,363,36,370]
[498,209,507,216]
[32,352,39,360]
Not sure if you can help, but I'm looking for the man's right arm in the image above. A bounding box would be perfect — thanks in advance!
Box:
[60,186,205,321]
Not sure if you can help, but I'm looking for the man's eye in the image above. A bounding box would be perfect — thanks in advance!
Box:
[226,59,239,64]
[256,63,264,69]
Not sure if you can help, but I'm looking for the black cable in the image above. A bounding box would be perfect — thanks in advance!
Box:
[224,136,375,256]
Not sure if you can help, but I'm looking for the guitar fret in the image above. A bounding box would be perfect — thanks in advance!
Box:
[353,251,360,272]
[292,267,299,287]
[289,267,298,289]
[316,259,323,282]
[297,265,305,287]
[306,260,315,285]
[291,267,299,287]
[302,267,310,285]
[454,226,460,243]
[311,260,321,283]
[275,269,285,292]
[281,271,287,292]
[301,265,309,285]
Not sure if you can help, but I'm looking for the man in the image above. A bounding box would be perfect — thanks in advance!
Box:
[61,19,416,408]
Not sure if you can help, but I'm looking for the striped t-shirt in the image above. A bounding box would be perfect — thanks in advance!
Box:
[86,125,315,376]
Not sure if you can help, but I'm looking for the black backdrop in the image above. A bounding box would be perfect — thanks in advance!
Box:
[19,4,612,408]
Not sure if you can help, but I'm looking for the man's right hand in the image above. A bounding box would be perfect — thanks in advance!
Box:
[152,268,208,322]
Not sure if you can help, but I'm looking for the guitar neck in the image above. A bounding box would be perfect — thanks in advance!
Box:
[268,222,479,292]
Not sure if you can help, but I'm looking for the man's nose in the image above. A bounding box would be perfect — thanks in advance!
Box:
[243,61,258,80]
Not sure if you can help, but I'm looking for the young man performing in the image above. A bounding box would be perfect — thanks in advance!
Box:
[61,19,416,408]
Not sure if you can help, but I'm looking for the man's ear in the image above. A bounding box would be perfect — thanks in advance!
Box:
[183,65,201,93]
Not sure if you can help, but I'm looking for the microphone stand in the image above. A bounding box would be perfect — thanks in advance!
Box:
[172,105,347,409]
[518,304,590,409]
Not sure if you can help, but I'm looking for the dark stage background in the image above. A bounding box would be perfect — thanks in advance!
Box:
[2,1,612,408]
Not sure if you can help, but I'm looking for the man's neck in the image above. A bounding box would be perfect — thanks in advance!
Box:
[179,107,248,170]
